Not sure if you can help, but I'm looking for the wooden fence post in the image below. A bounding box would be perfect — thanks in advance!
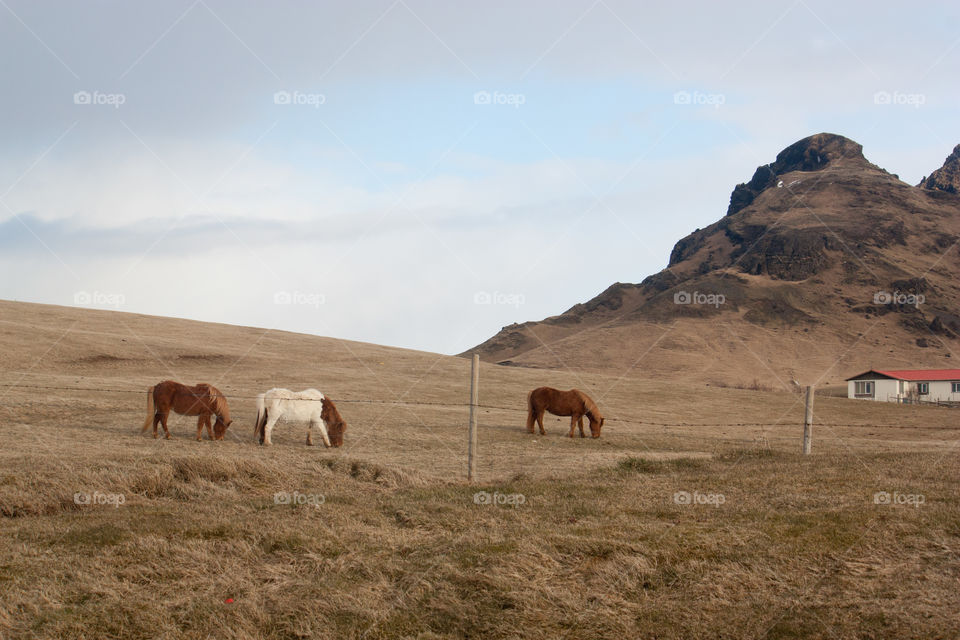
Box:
[468,354,479,481]
[803,385,814,455]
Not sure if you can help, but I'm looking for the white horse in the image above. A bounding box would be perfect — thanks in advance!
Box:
[254,388,347,447]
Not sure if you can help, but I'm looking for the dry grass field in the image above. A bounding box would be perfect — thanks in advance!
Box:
[1,301,959,639]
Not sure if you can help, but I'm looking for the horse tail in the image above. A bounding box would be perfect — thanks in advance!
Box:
[140,386,155,432]
[254,393,266,439]
[525,389,537,431]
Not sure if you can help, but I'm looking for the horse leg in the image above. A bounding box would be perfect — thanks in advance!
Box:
[577,415,586,438]
[568,416,577,438]
[262,415,279,446]
[256,408,267,445]
[306,424,313,446]
[152,412,161,439]
[204,415,214,440]
[196,416,204,441]
[537,409,546,435]
[160,412,171,439]
[315,420,332,448]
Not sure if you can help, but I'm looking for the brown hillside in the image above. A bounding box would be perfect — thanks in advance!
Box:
[2,301,960,638]
[466,133,960,388]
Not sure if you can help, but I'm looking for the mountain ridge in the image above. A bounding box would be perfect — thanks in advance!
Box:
[919,144,960,194]
[465,133,960,387]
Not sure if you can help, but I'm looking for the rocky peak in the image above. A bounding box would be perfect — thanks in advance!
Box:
[726,133,866,216]
[919,144,960,194]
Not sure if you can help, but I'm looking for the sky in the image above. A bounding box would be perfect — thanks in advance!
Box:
[1,0,958,354]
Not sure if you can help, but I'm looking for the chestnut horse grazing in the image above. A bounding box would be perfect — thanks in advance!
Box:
[254,388,347,447]
[526,387,605,438]
[140,380,233,440]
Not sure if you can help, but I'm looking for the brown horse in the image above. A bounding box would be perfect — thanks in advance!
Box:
[140,380,233,440]
[526,387,605,438]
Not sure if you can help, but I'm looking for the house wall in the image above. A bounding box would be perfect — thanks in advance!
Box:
[847,378,900,402]
[875,379,900,402]
[908,380,960,402]
[848,378,960,402]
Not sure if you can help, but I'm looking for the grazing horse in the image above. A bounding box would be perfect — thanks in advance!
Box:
[254,388,347,448]
[140,380,233,440]
[526,387,605,438]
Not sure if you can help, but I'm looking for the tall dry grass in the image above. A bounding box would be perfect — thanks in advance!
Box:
[2,430,958,639]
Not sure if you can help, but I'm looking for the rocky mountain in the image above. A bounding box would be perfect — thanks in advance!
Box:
[919,144,960,194]
[465,133,960,388]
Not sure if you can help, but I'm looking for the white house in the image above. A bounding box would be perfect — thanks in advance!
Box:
[846,369,960,403]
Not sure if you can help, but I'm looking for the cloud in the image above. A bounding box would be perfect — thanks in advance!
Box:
[1,0,958,352]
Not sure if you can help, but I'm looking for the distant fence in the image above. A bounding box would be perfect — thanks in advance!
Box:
[3,378,958,481]
[887,395,960,408]
[3,381,948,430]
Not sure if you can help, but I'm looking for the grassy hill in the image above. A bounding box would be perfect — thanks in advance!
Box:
[1,300,958,638]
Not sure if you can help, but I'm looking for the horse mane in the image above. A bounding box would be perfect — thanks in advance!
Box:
[321,397,347,446]
[577,390,603,420]
[213,392,230,420]
[197,384,229,423]
[321,397,344,425]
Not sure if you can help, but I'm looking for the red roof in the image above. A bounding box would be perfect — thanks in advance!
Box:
[847,369,960,381]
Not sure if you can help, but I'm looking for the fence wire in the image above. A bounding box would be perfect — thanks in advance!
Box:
[2,382,956,432]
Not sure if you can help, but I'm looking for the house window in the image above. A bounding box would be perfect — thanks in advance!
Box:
[952,382,960,394]
[917,382,929,395]
[854,381,874,397]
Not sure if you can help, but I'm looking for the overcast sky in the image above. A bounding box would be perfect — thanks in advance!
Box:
[1,1,958,354]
